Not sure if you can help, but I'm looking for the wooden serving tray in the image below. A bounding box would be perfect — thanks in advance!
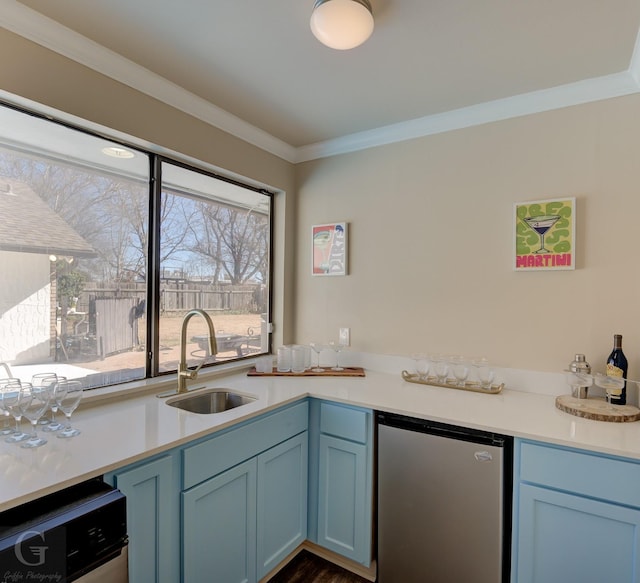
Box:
[247,366,366,377]
[401,370,504,394]
[555,395,640,423]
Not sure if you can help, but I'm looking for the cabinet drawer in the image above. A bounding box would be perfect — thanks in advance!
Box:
[519,441,640,508]
[320,402,368,443]
[183,401,308,489]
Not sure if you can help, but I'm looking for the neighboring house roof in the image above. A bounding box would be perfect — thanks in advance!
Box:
[0,177,96,257]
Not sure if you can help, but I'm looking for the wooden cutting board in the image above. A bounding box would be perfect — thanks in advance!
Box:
[555,395,640,423]
[247,366,365,377]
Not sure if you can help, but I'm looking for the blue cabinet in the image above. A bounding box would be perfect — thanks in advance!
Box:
[512,439,640,583]
[257,431,308,579]
[181,400,308,582]
[183,458,257,583]
[182,431,308,583]
[105,452,180,583]
[308,400,373,566]
[317,434,368,560]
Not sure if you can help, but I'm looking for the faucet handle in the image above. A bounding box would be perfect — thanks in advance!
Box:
[180,367,199,380]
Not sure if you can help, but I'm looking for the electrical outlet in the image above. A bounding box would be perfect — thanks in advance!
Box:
[339,327,350,346]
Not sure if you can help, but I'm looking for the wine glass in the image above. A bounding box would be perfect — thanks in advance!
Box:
[309,342,325,373]
[31,373,58,425]
[329,342,345,372]
[3,380,32,443]
[451,356,469,387]
[432,355,449,384]
[410,353,429,380]
[473,358,495,389]
[43,376,67,432]
[20,383,51,448]
[55,380,83,438]
[594,374,624,412]
[0,378,20,435]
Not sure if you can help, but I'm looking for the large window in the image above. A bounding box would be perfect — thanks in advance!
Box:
[0,104,272,389]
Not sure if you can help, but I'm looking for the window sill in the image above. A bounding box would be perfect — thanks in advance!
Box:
[81,358,261,407]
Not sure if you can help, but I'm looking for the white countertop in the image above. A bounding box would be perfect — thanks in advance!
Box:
[3,359,640,512]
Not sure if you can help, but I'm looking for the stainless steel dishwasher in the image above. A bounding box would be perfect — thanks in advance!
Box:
[0,478,128,582]
[377,411,513,583]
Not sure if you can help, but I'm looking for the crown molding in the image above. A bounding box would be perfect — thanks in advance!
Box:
[296,70,640,162]
[2,0,640,165]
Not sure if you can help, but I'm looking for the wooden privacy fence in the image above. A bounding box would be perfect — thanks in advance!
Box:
[160,287,257,312]
[95,297,139,356]
[79,282,264,315]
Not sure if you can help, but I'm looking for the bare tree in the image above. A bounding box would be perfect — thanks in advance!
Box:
[189,201,268,284]
[159,192,198,276]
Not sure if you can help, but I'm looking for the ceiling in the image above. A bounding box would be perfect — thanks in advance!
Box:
[3,0,640,162]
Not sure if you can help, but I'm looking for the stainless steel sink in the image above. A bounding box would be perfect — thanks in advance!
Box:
[166,388,257,414]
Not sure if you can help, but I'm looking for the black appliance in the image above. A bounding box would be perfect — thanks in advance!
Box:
[0,477,128,582]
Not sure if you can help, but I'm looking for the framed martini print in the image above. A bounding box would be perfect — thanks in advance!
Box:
[514,197,575,271]
[312,222,348,276]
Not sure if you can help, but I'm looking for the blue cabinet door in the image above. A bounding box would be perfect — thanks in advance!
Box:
[317,433,368,564]
[182,458,257,583]
[108,454,179,583]
[256,431,308,580]
[516,483,640,583]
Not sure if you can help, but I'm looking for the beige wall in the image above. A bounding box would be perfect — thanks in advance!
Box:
[0,29,297,345]
[295,95,640,383]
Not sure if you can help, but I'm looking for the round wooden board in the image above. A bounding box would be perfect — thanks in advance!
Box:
[555,395,640,423]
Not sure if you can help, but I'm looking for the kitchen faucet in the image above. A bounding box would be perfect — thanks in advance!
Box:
[177,309,217,394]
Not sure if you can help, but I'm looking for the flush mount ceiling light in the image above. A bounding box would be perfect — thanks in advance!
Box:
[310,0,374,50]
[101,146,135,159]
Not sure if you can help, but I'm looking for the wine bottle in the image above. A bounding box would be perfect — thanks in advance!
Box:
[606,334,628,405]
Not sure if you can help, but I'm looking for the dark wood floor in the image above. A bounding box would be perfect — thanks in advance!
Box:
[267,550,371,583]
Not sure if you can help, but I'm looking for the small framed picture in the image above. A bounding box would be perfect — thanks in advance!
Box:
[514,197,575,271]
[312,222,348,276]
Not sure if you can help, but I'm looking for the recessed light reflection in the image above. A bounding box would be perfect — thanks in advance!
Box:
[101,146,135,159]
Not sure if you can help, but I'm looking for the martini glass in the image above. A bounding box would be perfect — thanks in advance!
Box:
[523,215,561,254]
[309,342,325,373]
